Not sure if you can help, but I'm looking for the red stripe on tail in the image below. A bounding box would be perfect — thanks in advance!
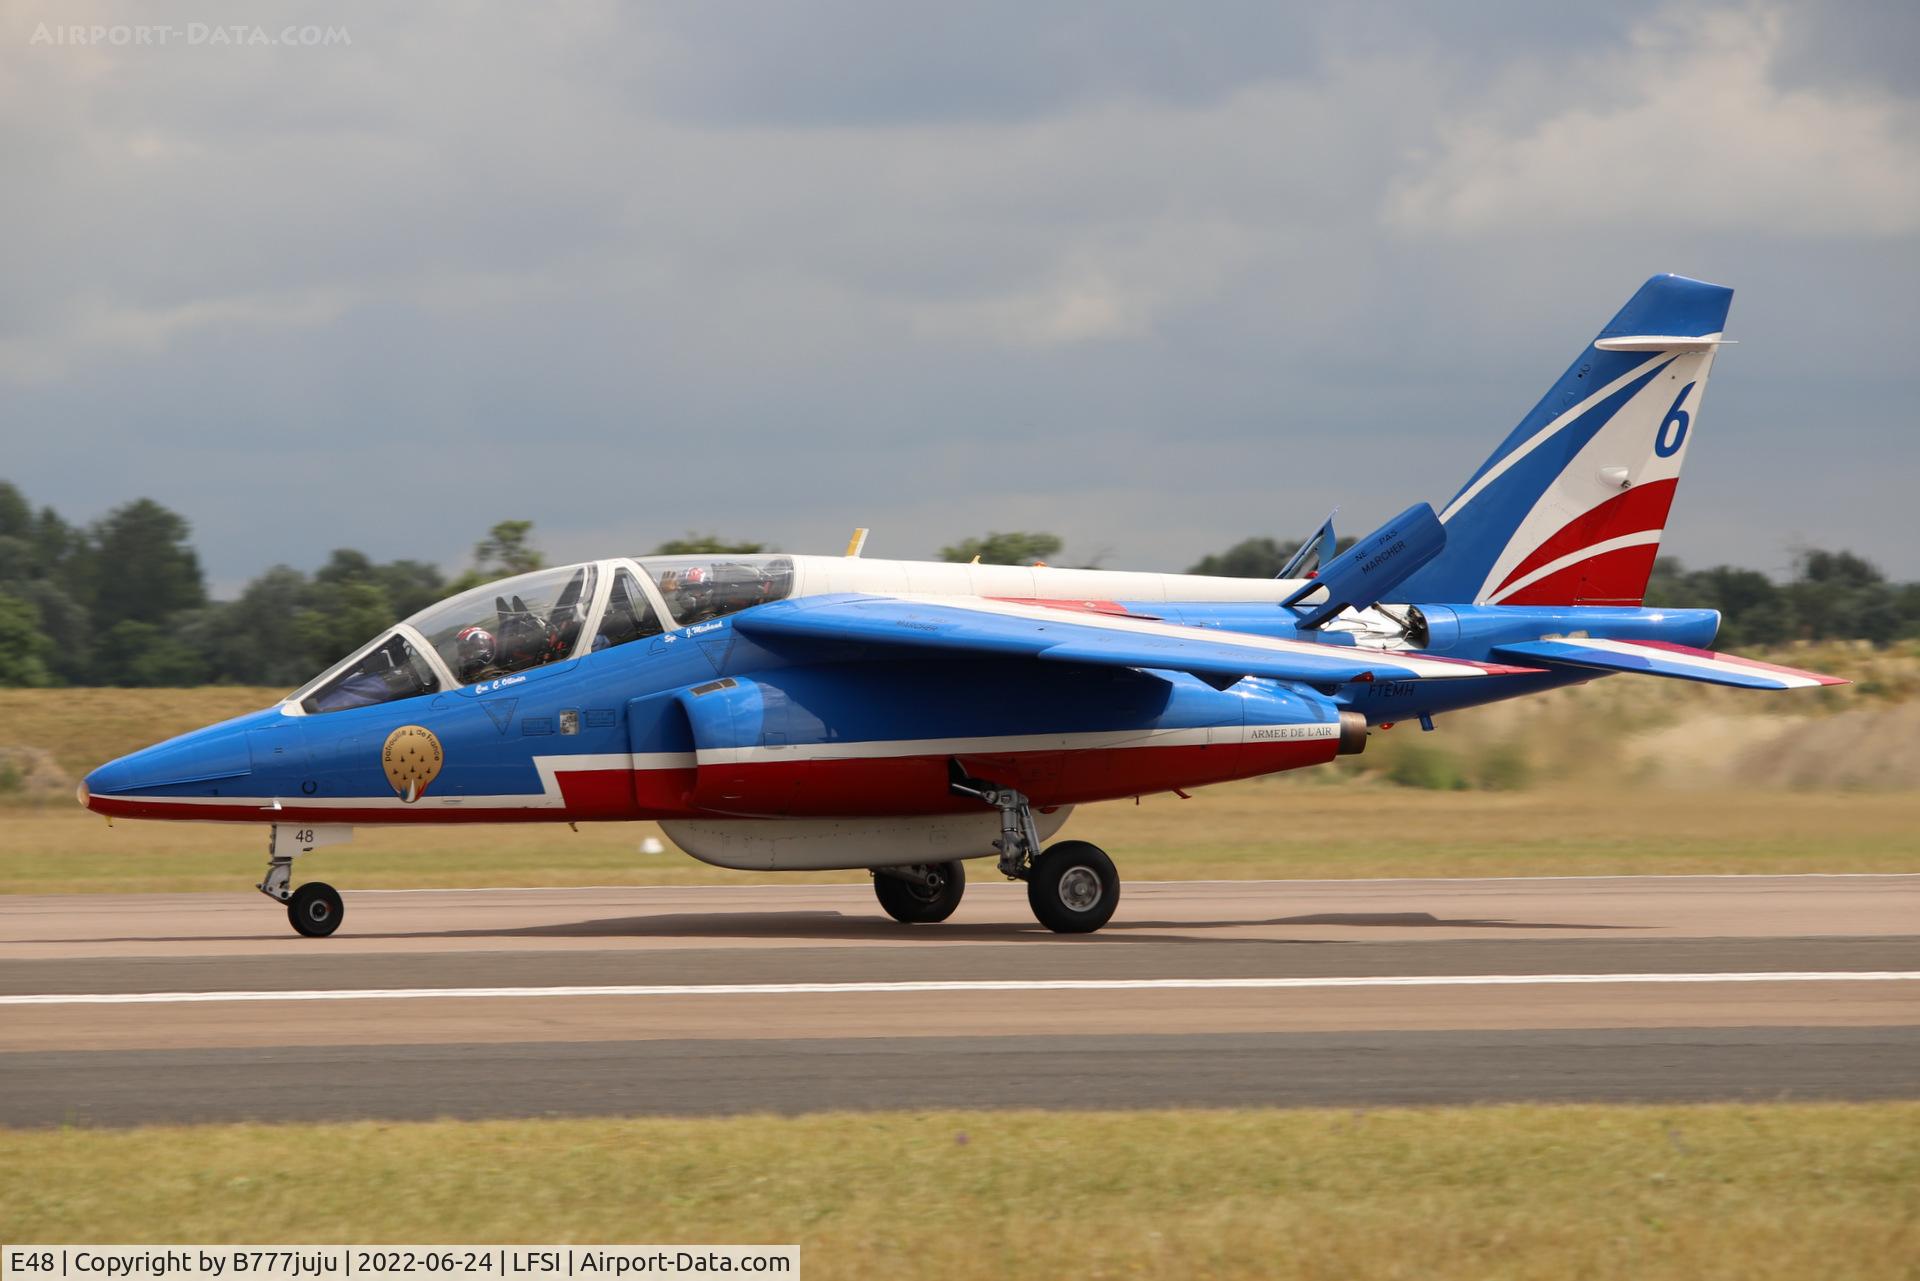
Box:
[1493,478,1679,599]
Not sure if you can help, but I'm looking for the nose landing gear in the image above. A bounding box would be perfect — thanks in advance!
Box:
[258,824,352,938]
[286,881,345,937]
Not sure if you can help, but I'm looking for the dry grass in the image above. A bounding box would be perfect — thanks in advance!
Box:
[3,1104,1916,1279]
[0,687,288,784]
[2,783,1916,893]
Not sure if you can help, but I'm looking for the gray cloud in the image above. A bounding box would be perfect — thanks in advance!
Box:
[3,0,1916,597]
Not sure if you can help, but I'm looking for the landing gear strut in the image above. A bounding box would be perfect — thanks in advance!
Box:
[258,825,347,938]
[950,768,1121,934]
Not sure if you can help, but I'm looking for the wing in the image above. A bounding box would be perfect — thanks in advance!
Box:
[1490,638,1846,690]
[734,594,1538,687]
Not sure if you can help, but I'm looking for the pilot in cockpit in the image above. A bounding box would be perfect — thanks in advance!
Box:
[665,566,717,623]
[455,625,499,684]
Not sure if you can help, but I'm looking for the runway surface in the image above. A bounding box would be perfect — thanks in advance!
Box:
[3,876,1916,1126]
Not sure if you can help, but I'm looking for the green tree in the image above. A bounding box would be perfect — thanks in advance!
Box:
[30,504,81,575]
[8,579,92,685]
[1187,537,1297,578]
[446,521,547,594]
[204,567,311,686]
[0,532,32,582]
[1645,558,1788,648]
[294,580,397,673]
[93,619,207,686]
[83,498,207,630]
[0,482,30,541]
[369,559,447,619]
[0,591,55,687]
[472,520,544,577]
[1187,534,1357,578]
[651,534,768,555]
[314,550,444,617]
[938,531,1063,565]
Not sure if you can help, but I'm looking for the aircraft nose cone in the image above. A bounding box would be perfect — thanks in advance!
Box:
[85,728,253,799]
[83,756,138,800]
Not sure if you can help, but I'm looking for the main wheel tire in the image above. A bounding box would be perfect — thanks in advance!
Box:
[874,861,966,924]
[287,881,344,938]
[1027,841,1120,934]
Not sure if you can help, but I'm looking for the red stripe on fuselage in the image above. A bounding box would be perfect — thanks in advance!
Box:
[84,738,1341,825]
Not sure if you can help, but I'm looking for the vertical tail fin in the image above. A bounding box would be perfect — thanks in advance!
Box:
[1396,274,1734,606]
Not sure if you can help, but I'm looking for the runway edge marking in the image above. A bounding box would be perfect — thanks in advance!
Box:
[7,972,1920,1006]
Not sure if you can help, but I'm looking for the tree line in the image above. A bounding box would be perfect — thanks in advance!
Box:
[0,481,1913,688]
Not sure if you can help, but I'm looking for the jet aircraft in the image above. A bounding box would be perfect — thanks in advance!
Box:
[81,275,1844,937]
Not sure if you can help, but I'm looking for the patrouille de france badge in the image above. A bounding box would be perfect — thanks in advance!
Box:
[381,725,444,803]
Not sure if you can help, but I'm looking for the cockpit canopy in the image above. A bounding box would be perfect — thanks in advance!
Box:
[291,556,796,714]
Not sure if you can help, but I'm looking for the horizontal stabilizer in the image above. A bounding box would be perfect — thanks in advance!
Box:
[738,594,1537,687]
[1592,334,1734,351]
[1490,638,1846,690]
[1283,502,1446,628]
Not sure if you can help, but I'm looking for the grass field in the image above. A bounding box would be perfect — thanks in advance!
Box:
[4,782,1918,894]
[4,1104,1916,1279]
[0,686,290,784]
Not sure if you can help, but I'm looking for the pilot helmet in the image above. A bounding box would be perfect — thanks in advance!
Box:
[679,565,713,607]
[455,625,496,674]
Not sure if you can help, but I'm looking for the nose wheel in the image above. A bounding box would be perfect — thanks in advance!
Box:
[259,825,351,938]
[287,882,345,937]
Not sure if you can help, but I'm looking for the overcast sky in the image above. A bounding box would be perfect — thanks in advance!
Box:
[5,0,1917,594]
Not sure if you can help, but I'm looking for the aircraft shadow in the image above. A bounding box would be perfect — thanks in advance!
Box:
[20,909,1638,947]
[355,907,1636,944]
[359,912,1187,944]
[1265,912,1634,930]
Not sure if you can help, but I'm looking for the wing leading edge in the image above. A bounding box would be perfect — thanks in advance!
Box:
[735,594,1538,687]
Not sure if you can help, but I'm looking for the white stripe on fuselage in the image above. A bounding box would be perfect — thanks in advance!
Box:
[694,722,1339,766]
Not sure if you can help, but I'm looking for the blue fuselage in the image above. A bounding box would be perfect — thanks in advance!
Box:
[82,602,1718,826]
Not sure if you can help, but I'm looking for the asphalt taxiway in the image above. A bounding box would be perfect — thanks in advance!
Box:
[2,876,1916,1125]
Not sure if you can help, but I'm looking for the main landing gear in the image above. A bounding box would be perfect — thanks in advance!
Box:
[258,825,348,938]
[950,770,1121,934]
[872,861,967,923]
